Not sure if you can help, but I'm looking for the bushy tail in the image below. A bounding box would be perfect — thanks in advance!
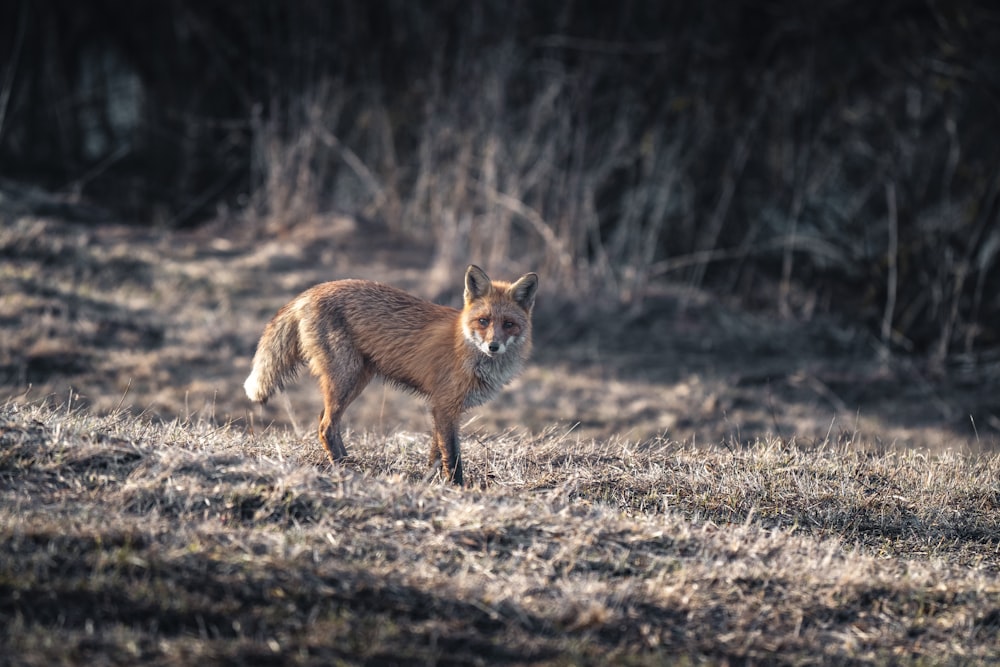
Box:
[244,304,303,404]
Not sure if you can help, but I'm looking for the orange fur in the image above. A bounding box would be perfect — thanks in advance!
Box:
[244,265,538,485]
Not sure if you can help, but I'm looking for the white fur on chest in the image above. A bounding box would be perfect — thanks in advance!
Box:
[463,350,523,408]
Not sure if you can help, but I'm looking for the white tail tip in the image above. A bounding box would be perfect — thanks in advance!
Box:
[244,369,265,403]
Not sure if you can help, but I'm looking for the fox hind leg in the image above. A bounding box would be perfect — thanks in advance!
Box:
[319,407,348,460]
[315,350,373,465]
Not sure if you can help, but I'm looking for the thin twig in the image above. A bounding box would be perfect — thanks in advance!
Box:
[880,181,898,366]
[316,126,387,209]
[473,179,574,273]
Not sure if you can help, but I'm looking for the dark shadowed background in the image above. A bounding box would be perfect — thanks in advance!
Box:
[2,0,999,446]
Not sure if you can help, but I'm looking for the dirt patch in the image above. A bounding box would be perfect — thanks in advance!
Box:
[1,215,996,452]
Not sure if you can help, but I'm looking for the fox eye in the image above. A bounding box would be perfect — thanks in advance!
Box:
[502,320,515,330]
[478,317,490,326]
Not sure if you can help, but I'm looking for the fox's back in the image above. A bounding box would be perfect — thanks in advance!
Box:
[301,279,456,334]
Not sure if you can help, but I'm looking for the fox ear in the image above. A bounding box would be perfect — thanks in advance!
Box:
[509,272,538,312]
[464,265,492,303]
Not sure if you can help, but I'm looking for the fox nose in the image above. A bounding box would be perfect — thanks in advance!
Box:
[488,342,500,353]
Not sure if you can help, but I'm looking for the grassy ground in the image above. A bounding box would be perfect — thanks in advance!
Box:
[2,400,999,665]
[2,215,1000,663]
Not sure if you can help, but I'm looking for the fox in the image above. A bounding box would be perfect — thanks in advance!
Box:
[244,265,538,486]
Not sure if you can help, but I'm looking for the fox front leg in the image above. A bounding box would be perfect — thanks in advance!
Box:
[430,407,464,486]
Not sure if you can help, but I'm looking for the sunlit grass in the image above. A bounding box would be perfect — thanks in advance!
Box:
[2,400,999,664]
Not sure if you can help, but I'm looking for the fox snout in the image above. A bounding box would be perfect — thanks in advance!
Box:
[482,335,507,356]
[465,321,515,357]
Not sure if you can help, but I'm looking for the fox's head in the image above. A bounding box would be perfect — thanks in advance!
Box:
[461,265,538,358]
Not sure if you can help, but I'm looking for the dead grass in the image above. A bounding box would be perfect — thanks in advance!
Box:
[2,399,1000,665]
[2,214,1000,663]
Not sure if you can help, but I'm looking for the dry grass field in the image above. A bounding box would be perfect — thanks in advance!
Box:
[2,215,1000,664]
[3,401,1000,665]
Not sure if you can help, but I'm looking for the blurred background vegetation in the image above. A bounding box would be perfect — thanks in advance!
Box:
[2,0,999,364]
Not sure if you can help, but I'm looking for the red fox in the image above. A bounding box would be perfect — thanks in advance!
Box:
[244,265,538,486]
